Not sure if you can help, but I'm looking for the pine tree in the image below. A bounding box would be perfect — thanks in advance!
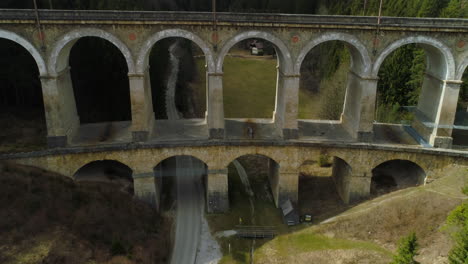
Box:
[446,202,468,264]
[448,224,468,264]
[391,232,420,264]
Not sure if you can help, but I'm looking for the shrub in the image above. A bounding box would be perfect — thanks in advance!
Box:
[448,224,468,264]
[317,154,332,167]
[111,239,127,256]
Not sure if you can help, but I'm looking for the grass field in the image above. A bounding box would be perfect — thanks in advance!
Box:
[222,56,277,118]
[194,54,335,120]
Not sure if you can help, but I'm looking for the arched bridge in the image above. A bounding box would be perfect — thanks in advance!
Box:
[2,141,468,213]
[1,10,468,213]
[0,9,467,148]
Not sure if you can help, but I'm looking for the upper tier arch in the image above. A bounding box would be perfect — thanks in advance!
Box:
[48,28,135,75]
[0,29,47,75]
[372,36,456,80]
[295,32,372,75]
[137,29,215,73]
[216,30,294,74]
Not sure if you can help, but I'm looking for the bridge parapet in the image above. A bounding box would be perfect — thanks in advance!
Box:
[1,9,468,31]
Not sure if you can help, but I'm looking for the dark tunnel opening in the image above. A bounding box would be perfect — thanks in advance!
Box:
[69,37,132,124]
[0,38,46,152]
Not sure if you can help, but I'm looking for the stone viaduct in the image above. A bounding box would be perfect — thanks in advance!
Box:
[0,9,468,213]
[2,141,468,213]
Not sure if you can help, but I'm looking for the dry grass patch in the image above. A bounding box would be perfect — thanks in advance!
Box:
[0,163,171,264]
[253,165,467,264]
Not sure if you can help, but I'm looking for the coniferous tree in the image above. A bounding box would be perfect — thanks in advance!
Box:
[391,232,420,264]
[446,192,468,264]
[448,224,468,264]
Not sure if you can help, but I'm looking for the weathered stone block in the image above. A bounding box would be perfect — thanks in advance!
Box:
[430,136,453,149]
[47,136,67,148]
[357,131,374,143]
[209,129,225,140]
[206,171,229,213]
[132,131,149,142]
[283,129,299,140]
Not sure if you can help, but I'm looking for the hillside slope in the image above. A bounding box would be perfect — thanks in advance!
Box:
[255,165,468,264]
[0,163,171,264]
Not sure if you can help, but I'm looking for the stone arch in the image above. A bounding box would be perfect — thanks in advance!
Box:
[48,28,135,75]
[370,159,426,195]
[372,36,456,80]
[226,153,281,206]
[73,159,134,194]
[151,152,211,171]
[216,30,293,74]
[73,159,133,177]
[222,152,282,169]
[153,154,208,167]
[71,157,133,178]
[369,156,428,174]
[153,155,208,176]
[0,29,47,75]
[295,32,371,75]
[136,29,215,73]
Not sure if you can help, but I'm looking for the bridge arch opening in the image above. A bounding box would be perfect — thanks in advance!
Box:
[69,37,132,124]
[226,154,282,225]
[153,155,207,211]
[373,38,453,145]
[73,160,134,194]
[219,32,293,138]
[298,157,345,220]
[453,65,468,148]
[0,38,47,152]
[147,37,208,138]
[50,30,134,145]
[374,44,427,126]
[222,38,278,118]
[371,159,425,196]
[298,40,357,139]
[331,157,353,204]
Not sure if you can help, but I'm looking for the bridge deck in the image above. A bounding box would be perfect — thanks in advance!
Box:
[0,9,467,32]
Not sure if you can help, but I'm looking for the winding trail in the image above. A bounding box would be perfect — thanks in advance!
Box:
[165,41,181,120]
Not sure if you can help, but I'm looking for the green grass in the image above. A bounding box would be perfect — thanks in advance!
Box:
[256,232,391,259]
[298,89,320,119]
[194,55,320,120]
[222,57,277,118]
